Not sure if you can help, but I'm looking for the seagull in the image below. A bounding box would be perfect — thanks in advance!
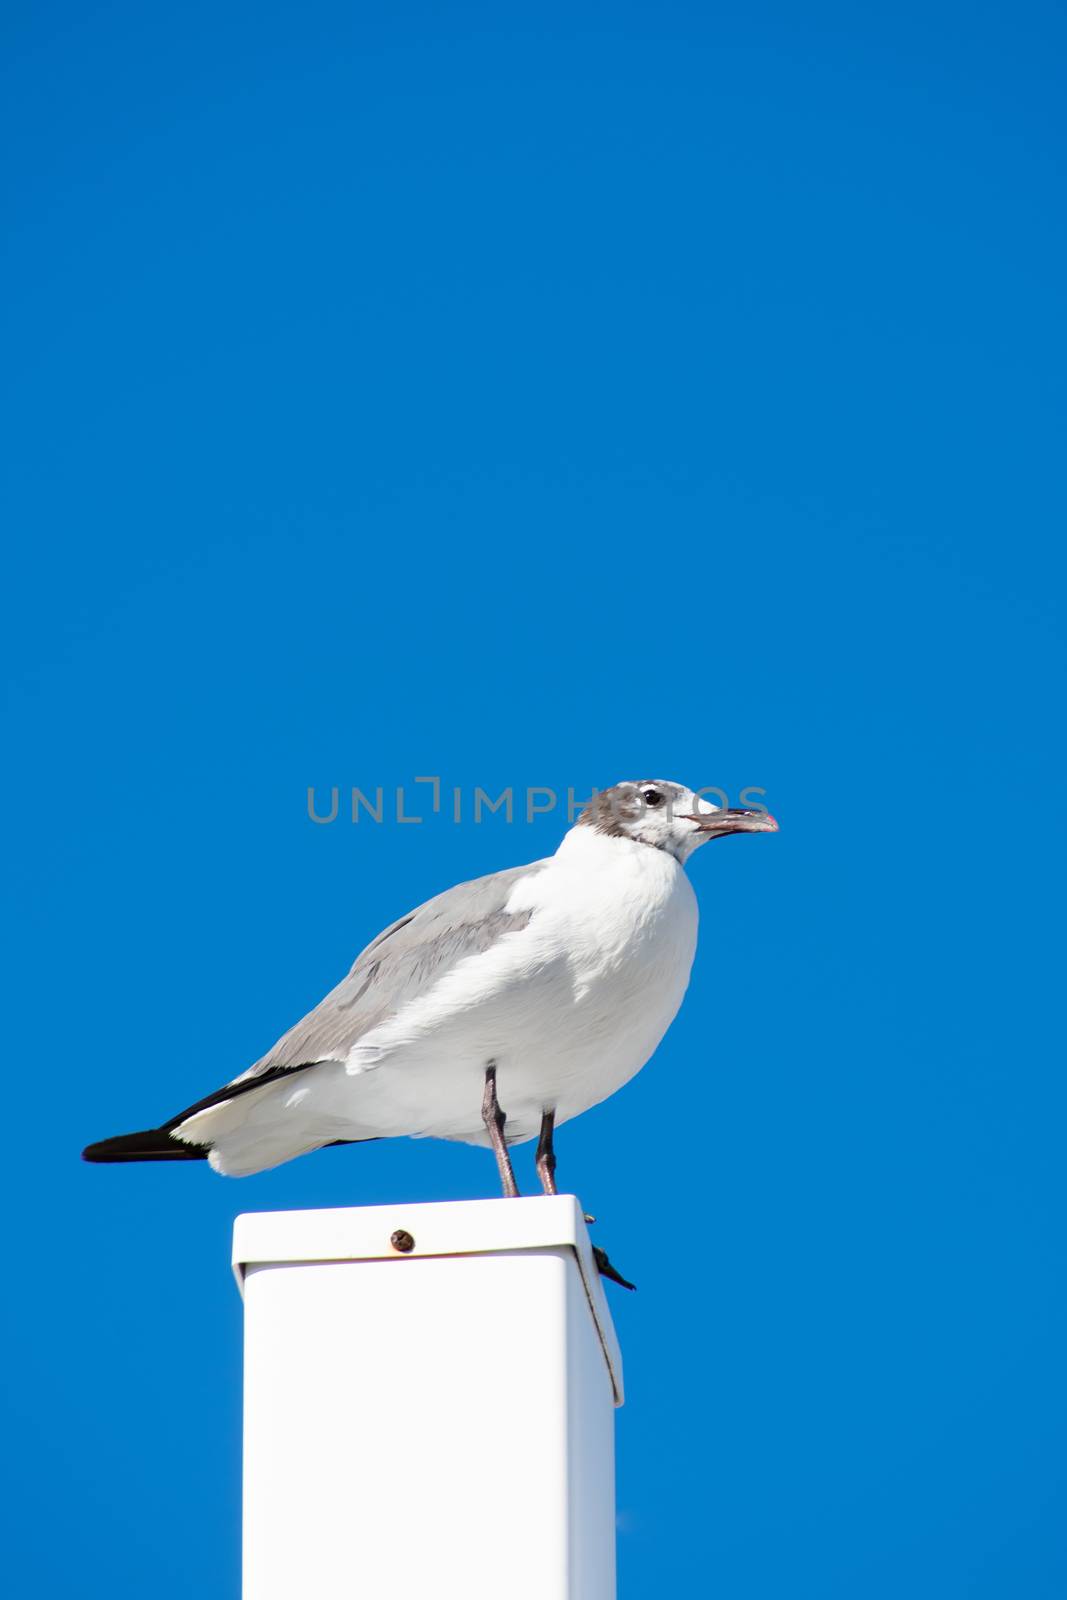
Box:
[84,780,777,1278]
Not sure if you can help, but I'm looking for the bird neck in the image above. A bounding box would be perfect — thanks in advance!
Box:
[555,822,686,879]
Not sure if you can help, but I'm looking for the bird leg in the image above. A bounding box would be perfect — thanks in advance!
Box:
[534,1107,633,1286]
[535,1109,558,1195]
[482,1062,520,1198]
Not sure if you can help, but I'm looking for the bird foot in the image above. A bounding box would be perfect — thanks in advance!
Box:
[592,1244,636,1292]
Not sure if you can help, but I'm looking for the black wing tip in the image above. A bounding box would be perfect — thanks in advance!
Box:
[82,1128,209,1163]
[82,1066,325,1168]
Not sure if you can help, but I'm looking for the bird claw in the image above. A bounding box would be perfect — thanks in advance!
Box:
[592,1244,636,1292]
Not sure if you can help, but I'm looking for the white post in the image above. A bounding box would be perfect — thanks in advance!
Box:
[232,1195,624,1600]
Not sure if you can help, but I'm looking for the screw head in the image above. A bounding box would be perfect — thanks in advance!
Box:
[390,1229,416,1253]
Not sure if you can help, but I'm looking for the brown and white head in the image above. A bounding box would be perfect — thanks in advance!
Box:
[578,779,778,864]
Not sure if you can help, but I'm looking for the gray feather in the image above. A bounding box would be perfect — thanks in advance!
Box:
[239,859,548,1078]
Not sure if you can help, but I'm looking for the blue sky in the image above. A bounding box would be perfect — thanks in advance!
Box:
[3,3,1065,1595]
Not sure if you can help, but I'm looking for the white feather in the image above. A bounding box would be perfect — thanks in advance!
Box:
[199,823,699,1176]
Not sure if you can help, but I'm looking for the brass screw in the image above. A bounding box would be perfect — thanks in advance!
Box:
[390,1229,416,1253]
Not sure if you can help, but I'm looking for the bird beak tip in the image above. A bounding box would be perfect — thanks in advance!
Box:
[683,808,780,837]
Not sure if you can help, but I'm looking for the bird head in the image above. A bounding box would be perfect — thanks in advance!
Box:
[577,779,778,863]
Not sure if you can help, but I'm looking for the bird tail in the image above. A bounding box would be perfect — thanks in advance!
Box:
[82,1128,209,1163]
[80,1063,315,1167]
[82,1063,376,1174]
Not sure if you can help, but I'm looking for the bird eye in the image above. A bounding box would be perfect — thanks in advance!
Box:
[641,788,663,807]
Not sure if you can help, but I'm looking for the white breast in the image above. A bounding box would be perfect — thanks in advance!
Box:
[334,826,700,1145]
[505,826,699,1129]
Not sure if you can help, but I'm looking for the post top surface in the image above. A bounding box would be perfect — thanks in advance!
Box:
[232,1195,624,1403]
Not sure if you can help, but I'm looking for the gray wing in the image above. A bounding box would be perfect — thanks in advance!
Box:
[240,858,549,1079]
